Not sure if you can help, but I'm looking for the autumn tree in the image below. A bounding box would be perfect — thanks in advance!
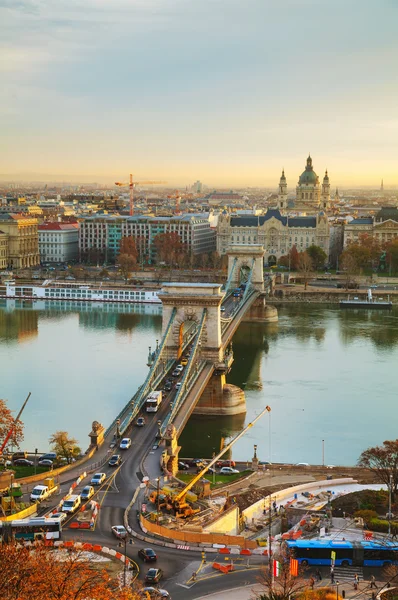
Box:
[153,231,185,266]
[306,245,327,270]
[49,431,80,463]
[117,236,138,280]
[339,252,359,289]
[255,559,308,600]
[297,251,314,290]
[0,543,143,600]
[358,439,398,498]
[386,239,398,274]
[289,245,300,270]
[99,268,110,279]
[0,398,24,450]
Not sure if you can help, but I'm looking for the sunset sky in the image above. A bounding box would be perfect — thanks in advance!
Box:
[1,0,398,188]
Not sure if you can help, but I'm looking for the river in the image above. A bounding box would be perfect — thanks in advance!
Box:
[1,299,397,466]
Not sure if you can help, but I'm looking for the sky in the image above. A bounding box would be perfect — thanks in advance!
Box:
[1,0,398,188]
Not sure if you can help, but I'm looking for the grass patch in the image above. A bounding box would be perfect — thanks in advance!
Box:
[9,466,52,479]
[177,470,252,488]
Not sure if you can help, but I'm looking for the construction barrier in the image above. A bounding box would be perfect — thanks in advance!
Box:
[212,562,234,574]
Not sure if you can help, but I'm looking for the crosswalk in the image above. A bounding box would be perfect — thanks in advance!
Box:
[333,566,364,582]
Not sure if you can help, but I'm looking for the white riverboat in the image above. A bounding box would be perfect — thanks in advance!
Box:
[2,280,161,304]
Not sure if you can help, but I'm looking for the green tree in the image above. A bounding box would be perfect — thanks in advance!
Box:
[306,245,327,270]
[297,251,314,290]
[358,439,398,497]
[49,431,80,463]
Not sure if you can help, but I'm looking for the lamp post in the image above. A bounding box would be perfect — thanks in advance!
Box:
[212,450,216,486]
[322,439,325,467]
[156,420,162,440]
[118,536,128,587]
[388,473,393,535]
[336,580,340,600]
[156,477,160,524]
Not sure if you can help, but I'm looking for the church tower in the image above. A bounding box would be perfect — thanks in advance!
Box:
[321,170,330,210]
[334,187,340,203]
[278,169,287,211]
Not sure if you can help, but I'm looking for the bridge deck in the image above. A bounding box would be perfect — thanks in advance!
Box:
[171,363,215,436]
[221,290,260,346]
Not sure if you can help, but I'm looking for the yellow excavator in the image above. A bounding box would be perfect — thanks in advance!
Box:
[151,406,271,518]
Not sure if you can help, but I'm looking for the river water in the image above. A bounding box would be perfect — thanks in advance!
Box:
[1,299,397,466]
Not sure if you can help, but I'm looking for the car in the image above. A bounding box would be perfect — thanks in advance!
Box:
[180,358,188,366]
[220,307,226,312]
[109,454,122,467]
[80,485,95,501]
[175,382,182,389]
[40,453,57,461]
[197,465,215,474]
[171,369,180,377]
[136,417,145,427]
[111,525,127,539]
[12,451,28,461]
[51,512,67,524]
[216,459,236,468]
[38,459,53,467]
[178,461,189,470]
[138,548,157,562]
[164,382,173,392]
[295,462,310,467]
[145,568,163,583]
[186,458,207,468]
[259,461,272,466]
[119,438,131,450]
[65,275,76,280]
[91,472,106,485]
[219,467,239,475]
[13,459,34,467]
[165,378,173,384]
[176,365,184,372]
[141,588,170,599]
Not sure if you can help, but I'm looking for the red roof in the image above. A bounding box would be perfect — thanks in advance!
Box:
[38,223,78,231]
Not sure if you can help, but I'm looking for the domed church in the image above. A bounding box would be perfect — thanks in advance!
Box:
[278,155,330,213]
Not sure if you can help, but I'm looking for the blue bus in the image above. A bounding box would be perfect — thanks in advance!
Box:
[284,539,398,568]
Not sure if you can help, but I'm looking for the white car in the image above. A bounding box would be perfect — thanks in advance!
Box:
[175,382,182,389]
[50,512,67,524]
[295,462,310,467]
[219,466,239,475]
[176,365,184,372]
[112,525,127,539]
[91,472,106,485]
[120,438,131,450]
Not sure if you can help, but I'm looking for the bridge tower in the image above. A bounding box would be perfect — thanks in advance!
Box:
[227,244,265,291]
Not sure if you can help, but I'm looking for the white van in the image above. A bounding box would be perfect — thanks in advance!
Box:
[62,494,81,514]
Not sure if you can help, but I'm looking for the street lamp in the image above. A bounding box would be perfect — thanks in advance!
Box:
[322,439,325,467]
[156,478,160,524]
[336,580,340,600]
[388,473,393,535]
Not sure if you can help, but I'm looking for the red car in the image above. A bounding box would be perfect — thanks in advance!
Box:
[216,460,236,468]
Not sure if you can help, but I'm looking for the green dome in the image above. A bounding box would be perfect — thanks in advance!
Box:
[298,155,318,185]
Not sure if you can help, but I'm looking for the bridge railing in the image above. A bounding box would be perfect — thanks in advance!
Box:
[160,308,207,435]
[222,257,238,294]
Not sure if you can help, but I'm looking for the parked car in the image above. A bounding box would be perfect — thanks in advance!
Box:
[186,459,207,468]
[216,460,236,468]
[80,485,95,501]
[295,462,310,467]
[136,417,145,427]
[91,473,106,485]
[111,525,127,539]
[38,459,53,467]
[119,438,131,450]
[219,467,239,475]
[178,461,189,470]
[13,459,34,467]
[138,548,157,562]
[40,453,57,461]
[12,451,28,461]
[109,455,122,467]
[145,568,163,584]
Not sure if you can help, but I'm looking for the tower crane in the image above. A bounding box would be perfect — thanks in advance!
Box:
[167,190,182,215]
[114,174,167,216]
[0,393,31,455]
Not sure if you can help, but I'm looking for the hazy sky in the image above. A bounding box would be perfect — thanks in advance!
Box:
[1,0,398,187]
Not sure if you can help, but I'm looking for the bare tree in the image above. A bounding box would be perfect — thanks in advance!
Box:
[297,252,314,290]
[340,252,359,290]
[358,439,398,497]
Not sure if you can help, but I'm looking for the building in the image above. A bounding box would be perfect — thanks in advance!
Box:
[344,206,398,247]
[0,214,39,268]
[217,209,330,264]
[277,155,330,212]
[0,231,9,269]
[79,214,216,263]
[38,223,79,263]
[204,191,244,207]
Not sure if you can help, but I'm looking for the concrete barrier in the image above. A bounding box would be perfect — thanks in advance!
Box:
[0,502,37,522]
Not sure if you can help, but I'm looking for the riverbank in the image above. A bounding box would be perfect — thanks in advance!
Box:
[271,284,398,303]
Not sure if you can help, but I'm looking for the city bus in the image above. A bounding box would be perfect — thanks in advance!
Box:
[0,518,62,543]
[284,539,398,568]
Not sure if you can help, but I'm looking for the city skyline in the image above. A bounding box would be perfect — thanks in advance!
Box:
[1,0,398,187]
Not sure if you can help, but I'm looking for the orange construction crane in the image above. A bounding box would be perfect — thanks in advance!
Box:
[115,174,166,216]
[167,189,182,215]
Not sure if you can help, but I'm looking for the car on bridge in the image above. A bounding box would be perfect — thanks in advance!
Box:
[120,438,131,450]
[109,455,122,467]
[136,417,145,427]
[180,358,188,366]
[171,369,180,377]
[91,472,106,485]
[164,382,173,392]
[176,364,184,372]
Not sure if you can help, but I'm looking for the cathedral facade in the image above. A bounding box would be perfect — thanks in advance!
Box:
[278,155,330,212]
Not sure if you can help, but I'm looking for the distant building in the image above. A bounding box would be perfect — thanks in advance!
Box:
[277,155,330,212]
[79,214,216,263]
[0,231,8,269]
[38,223,79,263]
[205,191,243,207]
[193,180,203,193]
[0,214,39,268]
[217,209,330,264]
[343,206,398,247]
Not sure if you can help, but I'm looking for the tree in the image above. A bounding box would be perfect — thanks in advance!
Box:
[153,232,184,266]
[119,236,138,258]
[297,252,314,290]
[254,559,308,600]
[306,245,327,270]
[0,398,24,450]
[358,439,398,497]
[118,254,137,281]
[289,245,299,270]
[49,431,80,463]
[339,252,359,289]
[0,542,143,600]
[99,268,109,279]
[386,239,398,275]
